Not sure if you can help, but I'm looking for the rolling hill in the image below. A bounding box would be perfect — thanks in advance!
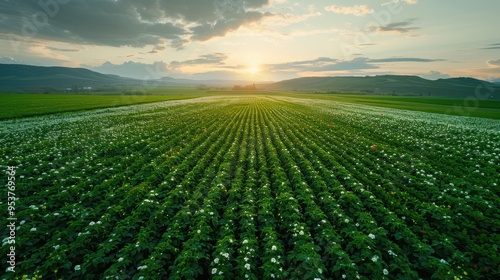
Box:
[1,64,499,99]
[0,64,144,92]
[0,64,257,93]
[262,75,500,99]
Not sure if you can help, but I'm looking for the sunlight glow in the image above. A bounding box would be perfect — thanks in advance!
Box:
[247,66,260,75]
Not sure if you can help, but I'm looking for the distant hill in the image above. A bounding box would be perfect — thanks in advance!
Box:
[0,64,144,93]
[2,64,499,98]
[0,64,259,93]
[261,75,500,99]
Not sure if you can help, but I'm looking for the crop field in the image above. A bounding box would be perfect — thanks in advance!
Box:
[293,94,500,120]
[1,96,499,279]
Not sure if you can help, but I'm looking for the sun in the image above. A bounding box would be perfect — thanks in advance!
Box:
[246,66,260,75]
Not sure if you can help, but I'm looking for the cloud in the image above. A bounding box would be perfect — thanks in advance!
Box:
[0,56,21,64]
[482,43,500,50]
[420,70,450,80]
[325,5,374,16]
[171,53,228,67]
[368,19,419,34]
[487,59,500,67]
[264,57,340,72]
[85,61,175,80]
[190,11,271,41]
[382,0,418,6]
[0,0,273,49]
[370,57,445,63]
[84,54,449,80]
[45,46,80,52]
[263,56,441,73]
[85,52,231,79]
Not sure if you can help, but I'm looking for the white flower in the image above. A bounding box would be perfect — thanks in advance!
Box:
[440,259,447,263]
[383,269,389,275]
[212,268,217,274]
[197,230,201,234]
[89,222,95,226]
[318,268,322,274]
[299,230,304,235]
[74,265,81,271]
[371,255,379,262]
[30,228,36,232]
[368,233,376,239]
[271,274,275,278]
[53,245,60,250]
[344,219,349,223]
[342,275,346,279]
[245,263,251,270]
[118,257,124,262]
[271,258,276,263]
[138,277,144,280]
[214,258,219,264]
[243,239,248,244]
[271,245,277,250]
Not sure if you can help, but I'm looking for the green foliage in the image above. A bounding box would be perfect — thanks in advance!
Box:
[1,96,499,279]
[0,93,203,119]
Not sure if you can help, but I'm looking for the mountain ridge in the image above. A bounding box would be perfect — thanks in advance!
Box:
[261,75,500,98]
[0,64,257,92]
[1,64,499,99]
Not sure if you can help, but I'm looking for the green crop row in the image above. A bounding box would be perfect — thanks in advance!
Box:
[1,96,499,279]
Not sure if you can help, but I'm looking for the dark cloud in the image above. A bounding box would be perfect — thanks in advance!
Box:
[370,57,444,63]
[45,46,79,52]
[191,11,271,41]
[482,43,500,50]
[0,0,272,48]
[368,19,419,34]
[264,56,443,73]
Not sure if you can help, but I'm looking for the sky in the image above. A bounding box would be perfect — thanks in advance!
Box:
[0,0,499,82]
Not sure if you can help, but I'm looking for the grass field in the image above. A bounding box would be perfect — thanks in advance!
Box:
[289,94,500,120]
[0,92,204,120]
[1,95,499,279]
[2,91,499,120]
